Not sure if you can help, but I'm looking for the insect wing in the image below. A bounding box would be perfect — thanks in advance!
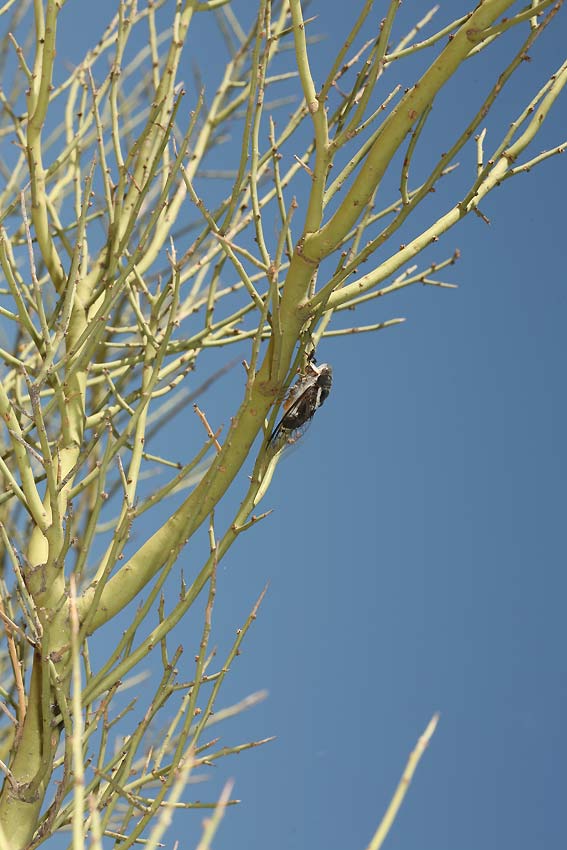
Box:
[268,394,305,446]
[282,372,318,412]
[268,372,317,445]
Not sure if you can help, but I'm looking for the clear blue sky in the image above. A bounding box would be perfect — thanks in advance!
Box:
[41,2,567,848]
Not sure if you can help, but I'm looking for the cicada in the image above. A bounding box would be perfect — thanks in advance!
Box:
[268,357,333,448]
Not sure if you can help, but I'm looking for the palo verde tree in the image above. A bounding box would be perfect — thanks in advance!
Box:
[0,0,564,847]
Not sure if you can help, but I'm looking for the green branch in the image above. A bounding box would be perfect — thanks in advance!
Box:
[303,0,517,260]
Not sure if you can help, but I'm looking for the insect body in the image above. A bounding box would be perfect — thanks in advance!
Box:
[268,358,333,447]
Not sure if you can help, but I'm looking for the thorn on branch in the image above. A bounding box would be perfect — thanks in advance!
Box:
[473,208,491,225]
[193,404,222,453]
[293,155,313,176]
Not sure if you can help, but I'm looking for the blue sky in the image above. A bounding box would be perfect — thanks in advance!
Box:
[206,6,567,849]
[12,2,567,848]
